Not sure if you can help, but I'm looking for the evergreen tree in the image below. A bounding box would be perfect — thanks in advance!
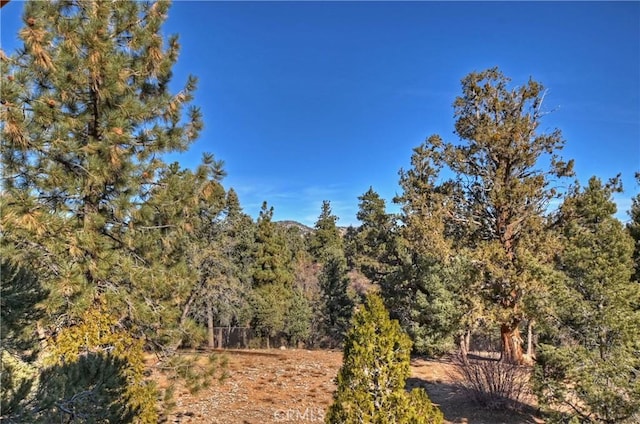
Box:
[343,225,359,270]
[0,1,221,418]
[391,145,469,356]
[250,283,289,349]
[350,186,466,356]
[534,177,640,423]
[318,248,354,347]
[284,286,313,346]
[395,68,573,363]
[353,187,399,282]
[250,202,310,347]
[132,159,226,346]
[178,174,257,349]
[0,261,47,356]
[223,188,257,289]
[290,233,324,347]
[252,202,294,287]
[0,261,46,419]
[326,293,443,424]
[1,0,205,340]
[308,200,343,262]
[306,201,353,346]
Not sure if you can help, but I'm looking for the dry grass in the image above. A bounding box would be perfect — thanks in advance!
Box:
[156,349,545,424]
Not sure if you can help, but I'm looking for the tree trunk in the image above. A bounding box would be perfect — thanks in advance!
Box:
[500,323,524,364]
[217,326,223,349]
[523,319,536,365]
[459,330,471,363]
[207,301,214,350]
[180,290,196,327]
[526,319,535,357]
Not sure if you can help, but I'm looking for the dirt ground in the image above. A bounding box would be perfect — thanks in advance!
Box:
[158,349,544,424]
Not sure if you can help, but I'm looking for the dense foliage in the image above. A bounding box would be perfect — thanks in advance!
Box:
[533,177,640,423]
[1,1,638,420]
[0,0,220,419]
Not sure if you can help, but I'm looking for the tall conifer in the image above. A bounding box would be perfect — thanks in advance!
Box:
[394,68,573,363]
[534,177,640,423]
[1,1,218,419]
[1,0,206,338]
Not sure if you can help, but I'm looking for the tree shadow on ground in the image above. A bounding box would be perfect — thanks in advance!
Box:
[406,376,543,424]
[3,352,138,423]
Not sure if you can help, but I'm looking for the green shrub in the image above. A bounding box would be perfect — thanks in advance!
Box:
[326,294,443,424]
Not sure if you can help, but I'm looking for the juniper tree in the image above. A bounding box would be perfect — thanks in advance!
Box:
[534,177,640,423]
[449,69,573,363]
[395,68,573,363]
[326,293,443,424]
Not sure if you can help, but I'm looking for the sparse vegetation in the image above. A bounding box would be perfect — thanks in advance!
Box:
[452,355,531,411]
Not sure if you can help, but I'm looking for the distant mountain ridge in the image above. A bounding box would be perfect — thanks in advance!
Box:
[275,220,314,235]
[275,220,351,236]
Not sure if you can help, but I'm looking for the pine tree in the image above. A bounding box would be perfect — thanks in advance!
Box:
[223,188,257,288]
[318,248,354,347]
[132,159,226,346]
[0,261,47,355]
[534,177,640,423]
[250,202,310,347]
[326,293,443,424]
[309,200,343,262]
[1,0,206,339]
[0,261,45,419]
[177,171,257,349]
[250,283,288,349]
[352,187,399,282]
[0,1,220,419]
[252,202,294,287]
[284,286,313,346]
[392,145,470,356]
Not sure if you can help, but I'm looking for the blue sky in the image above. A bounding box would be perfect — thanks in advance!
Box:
[2,1,639,226]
